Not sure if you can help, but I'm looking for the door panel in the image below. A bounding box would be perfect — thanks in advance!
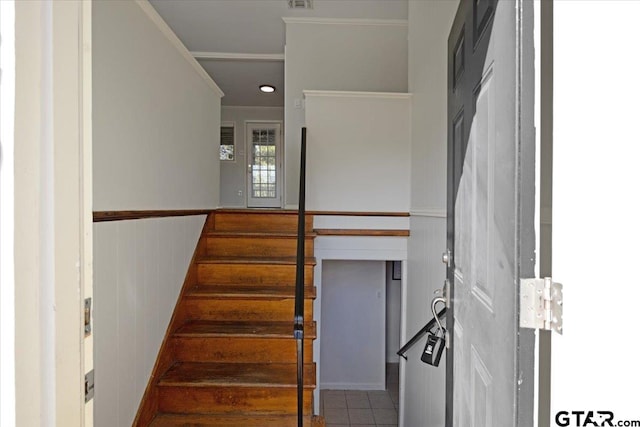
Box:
[246,122,282,208]
[446,1,535,426]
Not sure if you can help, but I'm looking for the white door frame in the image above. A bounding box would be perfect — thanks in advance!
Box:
[0,2,17,424]
[245,120,283,208]
[10,1,93,425]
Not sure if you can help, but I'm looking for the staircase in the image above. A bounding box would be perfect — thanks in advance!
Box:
[135,209,324,427]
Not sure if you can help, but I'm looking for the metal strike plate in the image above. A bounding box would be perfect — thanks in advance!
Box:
[84,297,92,336]
[85,370,95,403]
[520,277,563,334]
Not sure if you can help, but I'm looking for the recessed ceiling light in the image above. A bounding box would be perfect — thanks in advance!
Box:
[259,85,276,93]
[288,0,313,9]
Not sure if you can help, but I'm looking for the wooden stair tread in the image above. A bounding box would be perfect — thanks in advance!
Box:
[206,231,316,238]
[186,285,316,299]
[159,362,316,388]
[174,320,317,338]
[150,413,325,427]
[197,256,316,265]
[134,211,320,426]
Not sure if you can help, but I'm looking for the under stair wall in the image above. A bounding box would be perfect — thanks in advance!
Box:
[94,215,207,427]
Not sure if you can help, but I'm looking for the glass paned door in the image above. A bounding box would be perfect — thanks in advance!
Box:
[246,122,282,207]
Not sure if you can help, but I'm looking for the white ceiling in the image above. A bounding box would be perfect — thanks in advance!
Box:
[149,0,408,106]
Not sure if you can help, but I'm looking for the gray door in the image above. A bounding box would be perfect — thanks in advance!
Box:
[445,1,535,426]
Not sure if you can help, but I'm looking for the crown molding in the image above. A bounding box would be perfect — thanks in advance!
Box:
[282,17,408,27]
[191,51,285,61]
[303,90,412,99]
[135,0,224,97]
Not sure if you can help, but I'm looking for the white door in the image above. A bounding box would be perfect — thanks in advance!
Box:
[445,1,536,426]
[246,122,282,208]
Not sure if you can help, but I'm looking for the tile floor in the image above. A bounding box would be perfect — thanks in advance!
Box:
[320,363,399,427]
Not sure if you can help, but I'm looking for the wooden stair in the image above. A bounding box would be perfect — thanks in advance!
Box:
[134,210,324,427]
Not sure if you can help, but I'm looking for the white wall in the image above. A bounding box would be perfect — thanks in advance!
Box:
[551,2,640,423]
[320,260,386,390]
[92,2,222,426]
[386,262,402,363]
[304,91,411,212]
[93,216,204,427]
[284,19,408,208]
[404,1,459,427]
[93,0,222,211]
[220,106,284,207]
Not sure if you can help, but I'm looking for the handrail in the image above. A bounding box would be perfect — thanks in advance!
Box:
[93,209,212,222]
[294,127,307,427]
[397,307,447,360]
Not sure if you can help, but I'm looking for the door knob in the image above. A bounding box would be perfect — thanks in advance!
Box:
[442,250,451,267]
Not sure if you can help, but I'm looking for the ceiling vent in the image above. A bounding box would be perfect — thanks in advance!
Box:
[288,0,313,9]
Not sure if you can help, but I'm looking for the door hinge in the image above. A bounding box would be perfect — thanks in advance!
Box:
[520,277,563,334]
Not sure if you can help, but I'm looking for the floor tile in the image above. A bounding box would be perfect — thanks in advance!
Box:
[373,408,398,425]
[368,391,395,409]
[325,393,348,408]
[346,394,371,409]
[321,368,399,426]
[348,408,375,424]
[325,408,350,424]
[324,390,346,398]
[345,390,368,398]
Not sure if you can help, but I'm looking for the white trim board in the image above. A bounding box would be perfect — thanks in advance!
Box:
[222,105,284,110]
[410,209,446,218]
[283,17,408,27]
[304,90,412,99]
[192,51,284,61]
[313,215,410,231]
[135,0,224,97]
[0,1,17,423]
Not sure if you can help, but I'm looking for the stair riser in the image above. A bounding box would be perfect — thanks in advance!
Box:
[205,236,314,258]
[157,387,314,415]
[196,264,314,286]
[182,299,314,322]
[172,337,314,364]
[214,213,313,234]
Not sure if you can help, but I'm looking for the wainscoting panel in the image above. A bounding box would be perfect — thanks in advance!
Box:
[93,215,205,427]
